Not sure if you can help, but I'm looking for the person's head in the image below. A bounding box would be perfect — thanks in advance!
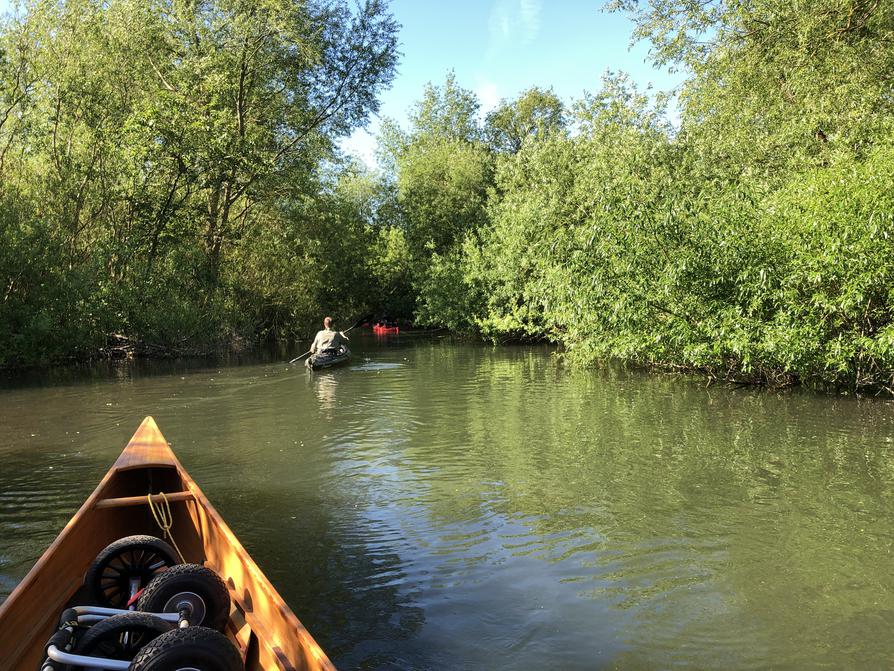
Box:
[323,316,333,329]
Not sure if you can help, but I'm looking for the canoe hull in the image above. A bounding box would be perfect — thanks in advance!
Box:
[305,347,350,370]
[0,417,336,671]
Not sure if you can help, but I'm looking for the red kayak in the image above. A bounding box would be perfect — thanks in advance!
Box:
[373,323,399,334]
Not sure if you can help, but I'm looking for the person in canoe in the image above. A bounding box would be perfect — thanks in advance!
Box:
[310,316,349,355]
[306,317,351,370]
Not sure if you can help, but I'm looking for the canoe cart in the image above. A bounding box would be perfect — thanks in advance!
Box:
[0,417,337,671]
[305,345,350,370]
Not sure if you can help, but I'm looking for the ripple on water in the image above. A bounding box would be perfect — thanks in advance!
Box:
[349,362,405,372]
[0,453,97,600]
[4,343,894,670]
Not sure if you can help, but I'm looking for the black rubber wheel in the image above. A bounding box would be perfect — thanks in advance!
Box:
[86,535,179,608]
[137,563,230,632]
[71,612,173,670]
[128,626,243,671]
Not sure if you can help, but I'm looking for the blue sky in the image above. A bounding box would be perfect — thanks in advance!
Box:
[0,0,682,164]
[343,0,683,164]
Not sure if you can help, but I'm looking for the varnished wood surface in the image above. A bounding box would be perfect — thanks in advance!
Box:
[94,490,195,509]
[0,416,337,671]
[111,416,179,471]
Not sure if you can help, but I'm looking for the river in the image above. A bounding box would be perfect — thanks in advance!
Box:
[2,335,894,670]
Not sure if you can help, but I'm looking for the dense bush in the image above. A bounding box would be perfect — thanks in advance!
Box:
[455,83,894,391]
[390,0,894,393]
[0,0,398,366]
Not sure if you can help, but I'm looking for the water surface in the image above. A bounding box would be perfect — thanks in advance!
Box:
[2,336,894,669]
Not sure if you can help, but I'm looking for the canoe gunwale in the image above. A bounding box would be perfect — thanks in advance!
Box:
[172,452,336,670]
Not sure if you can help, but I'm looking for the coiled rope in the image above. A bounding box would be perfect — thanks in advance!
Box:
[147,492,186,563]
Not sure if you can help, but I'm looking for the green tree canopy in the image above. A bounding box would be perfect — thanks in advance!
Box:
[0,0,398,365]
[610,0,894,174]
[485,86,566,154]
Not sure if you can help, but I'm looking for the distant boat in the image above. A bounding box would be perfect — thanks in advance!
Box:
[306,344,351,370]
[0,416,337,671]
[372,323,399,335]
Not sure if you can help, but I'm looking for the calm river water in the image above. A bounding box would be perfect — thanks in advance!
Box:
[2,336,894,670]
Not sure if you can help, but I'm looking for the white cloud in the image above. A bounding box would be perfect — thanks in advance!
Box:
[489,5,509,41]
[488,0,542,49]
[519,0,542,42]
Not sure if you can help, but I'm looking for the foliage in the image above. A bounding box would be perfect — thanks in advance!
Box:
[765,147,894,390]
[485,86,566,154]
[406,71,483,144]
[369,225,416,319]
[0,0,397,365]
[375,73,493,324]
[610,0,894,175]
[457,63,894,392]
[396,138,493,256]
[414,245,479,331]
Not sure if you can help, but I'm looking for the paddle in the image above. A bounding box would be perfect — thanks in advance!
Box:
[288,350,313,364]
[289,313,373,364]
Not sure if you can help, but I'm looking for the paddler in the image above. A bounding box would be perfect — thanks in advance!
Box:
[309,316,349,355]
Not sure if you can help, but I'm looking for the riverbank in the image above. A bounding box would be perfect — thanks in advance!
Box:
[5,324,891,399]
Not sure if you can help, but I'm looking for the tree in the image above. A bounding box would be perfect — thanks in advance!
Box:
[609,0,894,174]
[0,0,399,365]
[132,0,399,276]
[485,86,566,154]
[397,139,493,255]
[406,70,482,144]
[374,73,493,327]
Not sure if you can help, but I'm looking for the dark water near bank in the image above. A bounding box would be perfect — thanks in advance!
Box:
[2,336,894,670]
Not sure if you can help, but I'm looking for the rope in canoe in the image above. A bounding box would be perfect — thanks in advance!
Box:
[147,492,186,564]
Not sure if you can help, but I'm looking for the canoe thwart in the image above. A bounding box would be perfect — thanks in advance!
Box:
[94,490,195,509]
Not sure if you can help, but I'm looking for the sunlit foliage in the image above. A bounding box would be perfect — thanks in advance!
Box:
[381,2,894,392]
[0,0,397,365]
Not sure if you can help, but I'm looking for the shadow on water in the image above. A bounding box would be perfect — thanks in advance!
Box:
[0,345,301,391]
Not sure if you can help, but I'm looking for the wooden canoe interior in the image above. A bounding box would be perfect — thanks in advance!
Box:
[0,416,336,671]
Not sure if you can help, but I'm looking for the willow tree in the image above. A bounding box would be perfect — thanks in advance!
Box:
[0,0,398,365]
[122,0,399,277]
[376,73,494,327]
[610,0,894,175]
[600,0,894,390]
[485,86,566,155]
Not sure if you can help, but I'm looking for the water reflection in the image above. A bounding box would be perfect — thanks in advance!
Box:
[312,371,340,414]
[211,486,426,669]
[2,337,894,669]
